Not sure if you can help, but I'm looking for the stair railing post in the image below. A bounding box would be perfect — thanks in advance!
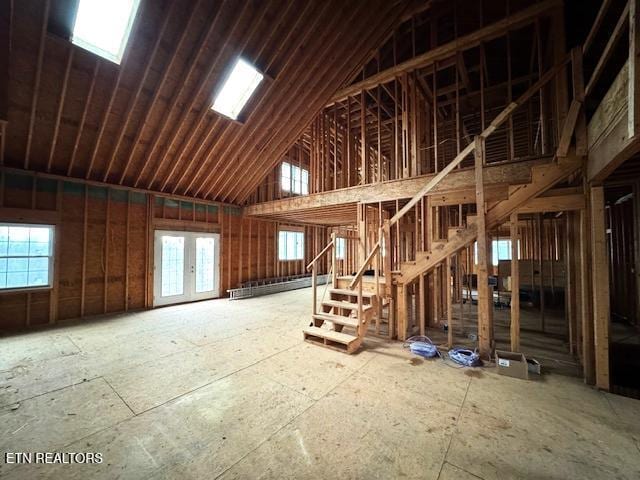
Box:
[375,226,382,333]
[383,219,392,296]
[331,232,337,288]
[358,277,363,334]
[312,261,317,317]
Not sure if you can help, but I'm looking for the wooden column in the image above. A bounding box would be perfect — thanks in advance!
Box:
[630,0,640,137]
[590,186,610,391]
[475,136,492,358]
[397,283,407,341]
[565,212,578,356]
[580,191,596,384]
[510,212,520,352]
[446,255,453,348]
[419,273,425,336]
[357,203,366,265]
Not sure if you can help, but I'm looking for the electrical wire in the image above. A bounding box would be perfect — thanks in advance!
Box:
[448,346,482,367]
[404,335,439,358]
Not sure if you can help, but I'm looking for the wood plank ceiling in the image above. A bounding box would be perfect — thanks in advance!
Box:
[4,0,415,204]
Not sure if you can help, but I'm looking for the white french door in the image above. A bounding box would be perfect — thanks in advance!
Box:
[153,230,220,306]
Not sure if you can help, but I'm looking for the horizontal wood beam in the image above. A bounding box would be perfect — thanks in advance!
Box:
[245,158,549,217]
[0,166,236,209]
[0,207,60,224]
[517,193,585,213]
[329,0,561,103]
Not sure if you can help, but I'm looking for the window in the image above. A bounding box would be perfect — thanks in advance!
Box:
[474,239,520,266]
[212,58,264,120]
[335,237,346,260]
[72,0,140,64]
[281,162,309,195]
[0,224,54,290]
[278,230,304,261]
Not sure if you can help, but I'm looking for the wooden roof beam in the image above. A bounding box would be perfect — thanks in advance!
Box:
[228,2,410,203]
[146,2,255,191]
[199,0,393,200]
[117,0,203,185]
[180,1,335,197]
[131,2,225,188]
[102,0,176,183]
[167,0,300,194]
[328,0,562,104]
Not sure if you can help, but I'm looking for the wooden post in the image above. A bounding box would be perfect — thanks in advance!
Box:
[580,195,596,384]
[383,219,392,297]
[510,212,520,352]
[629,0,640,137]
[331,231,337,288]
[358,277,363,330]
[419,273,425,336]
[446,255,453,348]
[590,186,610,391]
[312,261,317,317]
[397,283,407,341]
[475,136,492,358]
[537,213,545,332]
[375,226,382,332]
[357,203,366,265]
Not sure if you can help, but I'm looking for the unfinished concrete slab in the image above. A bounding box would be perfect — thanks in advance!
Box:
[1,288,639,479]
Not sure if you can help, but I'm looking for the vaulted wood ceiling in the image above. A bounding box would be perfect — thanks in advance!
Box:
[4,0,416,204]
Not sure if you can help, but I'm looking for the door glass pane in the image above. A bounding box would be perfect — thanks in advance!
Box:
[195,237,215,293]
[161,236,184,297]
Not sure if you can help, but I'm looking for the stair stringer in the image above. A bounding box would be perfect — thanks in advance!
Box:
[394,155,583,285]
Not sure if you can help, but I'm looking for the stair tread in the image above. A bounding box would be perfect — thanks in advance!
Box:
[303,326,358,344]
[313,313,359,327]
[329,288,375,298]
[322,299,373,311]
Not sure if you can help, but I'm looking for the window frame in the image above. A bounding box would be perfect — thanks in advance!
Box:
[281,162,309,196]
[278,229,305,262]
[71,0,141,64]
[335,237,346,260]
[211,57,264,121]
[0,223,56,294]
[473,239,521,266]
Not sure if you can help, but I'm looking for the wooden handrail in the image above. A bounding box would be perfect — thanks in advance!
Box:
[583,0,613,56]
[584,1,629,97]
[306,239,334,271]
[388,54,570,228]
[349,241,380,289]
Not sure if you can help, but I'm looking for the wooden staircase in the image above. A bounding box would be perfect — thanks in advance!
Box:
[394,154,583,285]
[303,287,378,353]
[304,55,582,352]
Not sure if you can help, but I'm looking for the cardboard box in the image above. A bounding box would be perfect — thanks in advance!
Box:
[527,358,541,375]
[495,350,528,380]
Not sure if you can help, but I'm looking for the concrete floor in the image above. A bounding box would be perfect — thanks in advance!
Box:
[1,287,639,479]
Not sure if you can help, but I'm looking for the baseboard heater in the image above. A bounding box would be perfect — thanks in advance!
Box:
[227,274,330,300]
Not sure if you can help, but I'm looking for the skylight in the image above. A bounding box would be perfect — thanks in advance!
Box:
[72,0,140,64]
[212,58,264,120]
